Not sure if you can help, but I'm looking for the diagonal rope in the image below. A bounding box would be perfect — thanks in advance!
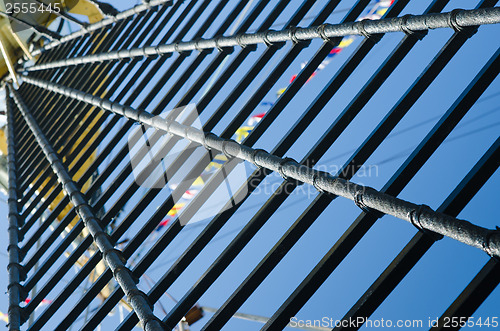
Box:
[23,7,500,71]
[19,74,500,259]
[31,0,174,56]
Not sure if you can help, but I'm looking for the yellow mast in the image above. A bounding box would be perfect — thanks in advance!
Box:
[0,0,125,310]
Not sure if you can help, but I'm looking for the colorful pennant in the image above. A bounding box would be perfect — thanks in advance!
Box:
[265,0,393,102]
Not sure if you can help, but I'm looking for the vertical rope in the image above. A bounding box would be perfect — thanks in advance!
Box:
[6,93,25,331]
[8,85,165,331]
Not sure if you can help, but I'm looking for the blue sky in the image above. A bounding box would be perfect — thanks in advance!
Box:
[1,0,499,330]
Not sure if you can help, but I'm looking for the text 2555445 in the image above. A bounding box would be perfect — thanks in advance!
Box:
[6,2,61,14]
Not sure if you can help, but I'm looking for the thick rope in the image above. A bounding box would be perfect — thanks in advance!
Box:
[19,76,500,259]
[8,85,165,331]
[31,0,173,56]
[25,7,500,71]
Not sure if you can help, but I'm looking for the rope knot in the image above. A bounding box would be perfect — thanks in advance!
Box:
[483,226,500,260]
[408,204,443,241]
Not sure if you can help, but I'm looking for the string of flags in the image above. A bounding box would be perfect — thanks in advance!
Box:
[147,0,394,232]
[272,0,394,100]
[24,298,52,305]
[152,111,265,232]
[1,299,53,324]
